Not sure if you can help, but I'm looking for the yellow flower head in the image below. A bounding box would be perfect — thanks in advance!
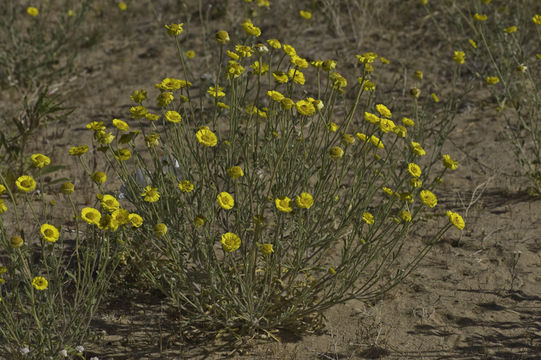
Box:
[468,39,477,49]
[101,194,119,213]
[10,235,24,248]
[69,145,89,156]
[186,50,195,59]
[242,19,261,37]
[196,128,218,147]
[157,92,174,107]
[260,243,274,256]
[226,61,245,78]
[295,100,315,116]
[165,23,184,37]
[118,2,127,11]
[221,232,241,252]
[27,6,39,17]
[208,86,225,98]
[442,154,459,170]
[296,192,314,209]
[227,166,244,180]
[474,13,488,21]
[0,184,6,195]
[16,175,36,193]
[419,189,437,208]
[30,153,50,168]
[288,69,305,84]
[414,70,423,80]
[194,215,206,227]
[273,71,289,84]
[40,224,59,243]
[283,44,296,56]
[446,210,465,230]
[410,141,426,156]
[215,30,230,44]
[300,10,312,19]
[533,15,541,25]
[281,98,294,110]
[130,105,148,119]
[81,207,101,226]
[342,133,355,146]
[364,112,380,124]
[275,196,293,212]
[329,146,344,160]
[453,50,465,64]
[0,199,7,214]
[408,163,422,178]
[267,38,281,49]
[379,119,396,133]
[400,210,412,222]
[114,148,132,161]
[362,212,374,225]
[141,186,160,202]
[402,117,415,127]
[370,135,384,149]
[154,223,168,237]
[91,171,107,184]
[112,119,129,131]
[267,90,284,102]
[130,89,147,103]
[409,87,421,99]
[32,276,48,290]
[112,208,130,226]
[165,110,182,123]
[486,76,500,85]
[178,180,194,193]
[217,192,234,210]
[504,26,517,34]
[128,213,144,227]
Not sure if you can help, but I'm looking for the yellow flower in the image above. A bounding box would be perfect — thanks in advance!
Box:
[226,61,245,78]
[364,112,380,124]
[0,184,5,195]
[414,70,423,80]
[420,0,428,4]
[342,133,355,146]
[267,90,284,102]
[288,69,305,85]
[431,93,440,103]
[114,148,132,161]
[504,26,517,34]
[32,276,48,290]
[154,223,168,237]
[379,119,396,133]
[98,214,119,232]
[273,71,289,84]
[165,110,182,123]
[275,196,293,212]
[141,186,160,202]
[419,190,437,208]
[329,146,344,160]
[16,175,36,193]
[217,192,234,210]
[194,215,206,227]
[81,207,101,226]
[155,78,190,91]
[446,210,465,230]
[0,199,7,214]
[10,235,24,248]
[69,145,89,156]
[330,72,347,89]
[362,212,374,225]
[130,105,148,118]
[178,180,194,193]
[118,2,127,11]
[221,232,241,252]
[157,92,174,107]
[327,122,339,132]
[101,194,119,213]
[165,23,184,36]
[290,55,309,69]
[128,213,143,227]
[410,141,426,156]
[281,98,294,110]
[474,13,488,21]
[486,76,499,85]
[283,44,296,56]
[227,166,244,179]
[196,128,217,147]
[295,100,315,116]
[322,59,336,71]
[396,210,410,222]
[394,125,407,138]
[410,178,422,188]
[408,163,422,178]
[112,119,129,131]
[242,19,261,37]
[267,38,281,49]
[370,135,384,149]
[409,87,421,99]
[235,45,253,57]
[112,208,130,226]
[468,39,477,49]
[453,50,465,64]
[402,117,415,127]
[299,10,312,19]
[227,50,240,60]
[442,154,459,170]
[208,86,225,98]
[186,50,195,59]
[533,15,541,25]
[91,171,107,184]
[215,30,230,44]
[130,89,147,103]
[296,192,314,209]
[40,224,59,243]
[27,6,39,17]
[260,243,274,256]
[30,153,50,168]
[356,132,367,142]
[145,133,160,147]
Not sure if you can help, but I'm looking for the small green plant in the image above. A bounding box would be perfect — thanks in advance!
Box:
[76,18,465,336]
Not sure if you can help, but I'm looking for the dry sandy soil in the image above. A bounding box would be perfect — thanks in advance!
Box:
[2,1,540,359]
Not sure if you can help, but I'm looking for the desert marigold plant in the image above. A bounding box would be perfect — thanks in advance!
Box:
[81,20,467,335]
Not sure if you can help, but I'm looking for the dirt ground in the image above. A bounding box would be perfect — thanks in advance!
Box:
[2,1,540,359]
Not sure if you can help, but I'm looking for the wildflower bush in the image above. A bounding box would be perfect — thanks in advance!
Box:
[0,166,132,358]
[77,19,466,335]
[422,0,541,192]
